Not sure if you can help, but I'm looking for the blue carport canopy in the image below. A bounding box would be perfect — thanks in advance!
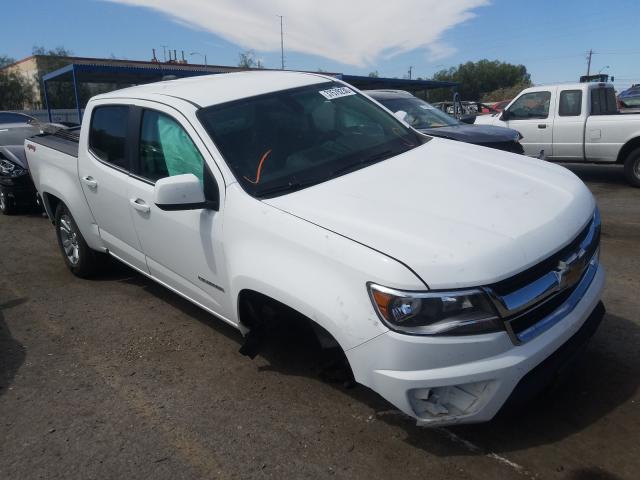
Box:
[41,63,458,123]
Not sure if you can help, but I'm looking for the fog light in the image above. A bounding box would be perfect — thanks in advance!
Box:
[410,381,496,421]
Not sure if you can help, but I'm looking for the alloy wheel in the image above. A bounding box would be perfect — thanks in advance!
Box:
[59,215,80,265]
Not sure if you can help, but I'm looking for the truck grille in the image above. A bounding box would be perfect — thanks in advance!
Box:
[484,209,601,344]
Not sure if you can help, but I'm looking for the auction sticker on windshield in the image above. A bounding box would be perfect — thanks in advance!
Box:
[319,87,356,100]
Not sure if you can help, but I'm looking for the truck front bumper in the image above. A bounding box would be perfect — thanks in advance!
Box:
[346,265,605,426]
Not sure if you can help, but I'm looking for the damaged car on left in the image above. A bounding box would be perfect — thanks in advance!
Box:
[0,111,74,214]
[0,145,36,214]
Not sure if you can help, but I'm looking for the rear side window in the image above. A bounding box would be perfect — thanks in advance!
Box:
[558,90,582,116]
[590,88,617,115]
[138,110,204,183]
[89,106,129,169]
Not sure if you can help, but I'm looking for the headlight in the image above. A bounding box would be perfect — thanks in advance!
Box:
[0,159,27,177]
[368,283,502,335]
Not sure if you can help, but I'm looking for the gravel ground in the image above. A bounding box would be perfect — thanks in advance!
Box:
[1,163,638,479]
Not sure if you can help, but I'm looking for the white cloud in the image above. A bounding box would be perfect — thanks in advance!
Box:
[104,0,488,67]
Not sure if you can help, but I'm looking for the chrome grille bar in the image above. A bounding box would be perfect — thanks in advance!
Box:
[485,208,601,344]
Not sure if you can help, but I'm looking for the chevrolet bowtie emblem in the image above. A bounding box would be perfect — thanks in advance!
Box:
[554,248,586,289]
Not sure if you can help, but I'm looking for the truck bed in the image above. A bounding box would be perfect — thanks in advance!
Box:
[29,128,80,158]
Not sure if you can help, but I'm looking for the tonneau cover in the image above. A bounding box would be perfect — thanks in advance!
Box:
[29,128,80,158]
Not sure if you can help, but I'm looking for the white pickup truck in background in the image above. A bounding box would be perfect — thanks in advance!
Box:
[25,72,605,426]
[475,82,640,186]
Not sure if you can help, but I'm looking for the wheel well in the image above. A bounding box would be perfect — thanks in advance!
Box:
[236,289,353,383]
[616,137,640,164]
[238,290,342,349]
[42,193,62,224]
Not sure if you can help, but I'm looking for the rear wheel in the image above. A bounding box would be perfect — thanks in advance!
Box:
[54,203,100,277]
[0,191,17,215]
[623,148,640,187]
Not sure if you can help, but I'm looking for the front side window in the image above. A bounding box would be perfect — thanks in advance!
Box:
[138,110,204,183]
[376,97,460,129]
[558,90,582,116]
[89,106,129,169]
[508,91,552,119]
[198,82,421,198]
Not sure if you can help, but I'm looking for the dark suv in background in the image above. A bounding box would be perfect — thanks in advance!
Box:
[366,90,524,154]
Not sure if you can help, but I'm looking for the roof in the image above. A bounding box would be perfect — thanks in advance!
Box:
[95,71,333,107]
[526,82,614,91]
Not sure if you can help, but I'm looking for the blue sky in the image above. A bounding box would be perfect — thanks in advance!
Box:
[3,0,640,90]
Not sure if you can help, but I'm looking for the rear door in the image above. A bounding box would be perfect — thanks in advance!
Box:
[125,101,233,322]
[550,88,585,161]
[78,103,148,271]
[502,88,555,157]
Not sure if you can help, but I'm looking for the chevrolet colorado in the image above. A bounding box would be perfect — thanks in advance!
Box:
[26,72,605,426]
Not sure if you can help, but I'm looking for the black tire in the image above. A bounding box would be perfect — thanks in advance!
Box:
[54,203,100,278]
[0,190,17,215]
[623,147,640,188]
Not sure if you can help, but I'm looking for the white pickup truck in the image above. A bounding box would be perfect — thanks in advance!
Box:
[475,82,640,186]
[26,72,605,426]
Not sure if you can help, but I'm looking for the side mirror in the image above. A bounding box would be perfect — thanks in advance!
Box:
[154,173,211,211]
[459,114,476,124]
[394,110,409,122]
[500,110,510,121]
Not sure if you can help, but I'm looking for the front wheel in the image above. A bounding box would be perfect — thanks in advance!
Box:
[54,203,100,278]
[0,190,17,215]
[623,147,640,188]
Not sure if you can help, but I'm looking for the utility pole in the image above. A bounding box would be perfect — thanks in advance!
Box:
[277,15,285,70]
[408,66,413,80]
[586,49,593,76]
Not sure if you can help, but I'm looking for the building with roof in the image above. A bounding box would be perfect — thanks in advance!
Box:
[1,55,458,122]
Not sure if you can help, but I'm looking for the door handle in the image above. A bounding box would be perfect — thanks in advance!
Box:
[81,176,98,189]
[538,124,547,129]
[130,198,151,214]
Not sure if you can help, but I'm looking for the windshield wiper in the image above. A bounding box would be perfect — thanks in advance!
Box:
[254,179,320,198]
[329,150,396,178]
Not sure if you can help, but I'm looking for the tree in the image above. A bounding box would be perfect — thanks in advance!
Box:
[0,55,16,68]
[481,82,531,102]
[0,54,34,109]
[0,69,33,110]
[429,59,531,102]
[238,50,264,69]
[368,71,379,78]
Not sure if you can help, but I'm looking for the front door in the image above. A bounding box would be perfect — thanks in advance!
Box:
[502,89,555,158]
[78,104,148,271]
[125,104,233,323]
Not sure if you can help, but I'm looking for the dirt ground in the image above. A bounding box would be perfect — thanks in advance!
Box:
[1,163,638,479]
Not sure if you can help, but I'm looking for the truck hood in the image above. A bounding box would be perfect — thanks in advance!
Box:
[418,124,520,144]
[263,139,595,289]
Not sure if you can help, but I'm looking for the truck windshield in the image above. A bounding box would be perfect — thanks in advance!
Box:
[197,82,422,198]
[375,97,460,129]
